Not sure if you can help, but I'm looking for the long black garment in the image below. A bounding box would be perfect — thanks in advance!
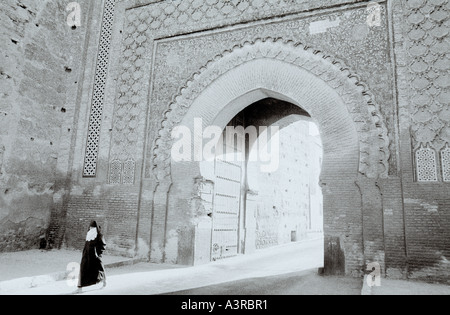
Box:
[78,233,106,288]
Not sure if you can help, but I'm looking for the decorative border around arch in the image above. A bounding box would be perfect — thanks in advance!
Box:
[151,38,390,181]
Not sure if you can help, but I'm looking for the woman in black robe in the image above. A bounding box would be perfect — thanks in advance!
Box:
[75,221,107,293]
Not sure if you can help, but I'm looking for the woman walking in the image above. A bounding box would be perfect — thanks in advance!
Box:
[74,220,107,293]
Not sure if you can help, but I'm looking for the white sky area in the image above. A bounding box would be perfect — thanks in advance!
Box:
[308,122,320,137]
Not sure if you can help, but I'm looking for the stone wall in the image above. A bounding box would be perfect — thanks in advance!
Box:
[0,0,91,251]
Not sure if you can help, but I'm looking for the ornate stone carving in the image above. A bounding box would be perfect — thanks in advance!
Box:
[108,158,136,185]
[123,158,136,185]
[415,144,438,182]
[107,7,149,176]
[109,159,122,184]
[151,38,391,182]
[441,144,450,182]
[83,0,117,177]
[399,0,450,183]
[404,0,450,152]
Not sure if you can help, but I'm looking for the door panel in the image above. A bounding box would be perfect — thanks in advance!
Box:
[211,158,242,261]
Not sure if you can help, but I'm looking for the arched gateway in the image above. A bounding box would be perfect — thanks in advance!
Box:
[150,38,391,276]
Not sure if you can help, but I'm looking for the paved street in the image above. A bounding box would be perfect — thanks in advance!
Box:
[4,237,335,295]
[84,237,327,295]
[164,270,362,295]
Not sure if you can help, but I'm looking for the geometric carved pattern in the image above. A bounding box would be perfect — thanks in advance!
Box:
[106,7,150,182]
[416,144,438,182]
[441,144,450,182]
[109,159,122,185]
[83,0,116,177]
[404,0,450,154]
[109,159,136,185]
[122,159,136,185]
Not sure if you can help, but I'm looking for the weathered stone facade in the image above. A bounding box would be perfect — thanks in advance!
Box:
[0,0,449,283]
[0,0,92,250]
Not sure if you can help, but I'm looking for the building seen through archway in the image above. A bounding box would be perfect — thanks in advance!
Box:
[206,98,323,261]
[247,119,323,250]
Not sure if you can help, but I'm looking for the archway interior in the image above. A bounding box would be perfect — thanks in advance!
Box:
[209,98,324,265]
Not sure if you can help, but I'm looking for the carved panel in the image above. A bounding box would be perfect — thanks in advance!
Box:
[83,0,117,177]
[109,159,122,184]
[441,144,450,182]
[415,144,438,182]
[403,0,450,153]
[107,7,150,177]
[122,158,136,185]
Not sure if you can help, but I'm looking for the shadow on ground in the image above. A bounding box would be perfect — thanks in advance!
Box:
[163,269,362,295]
